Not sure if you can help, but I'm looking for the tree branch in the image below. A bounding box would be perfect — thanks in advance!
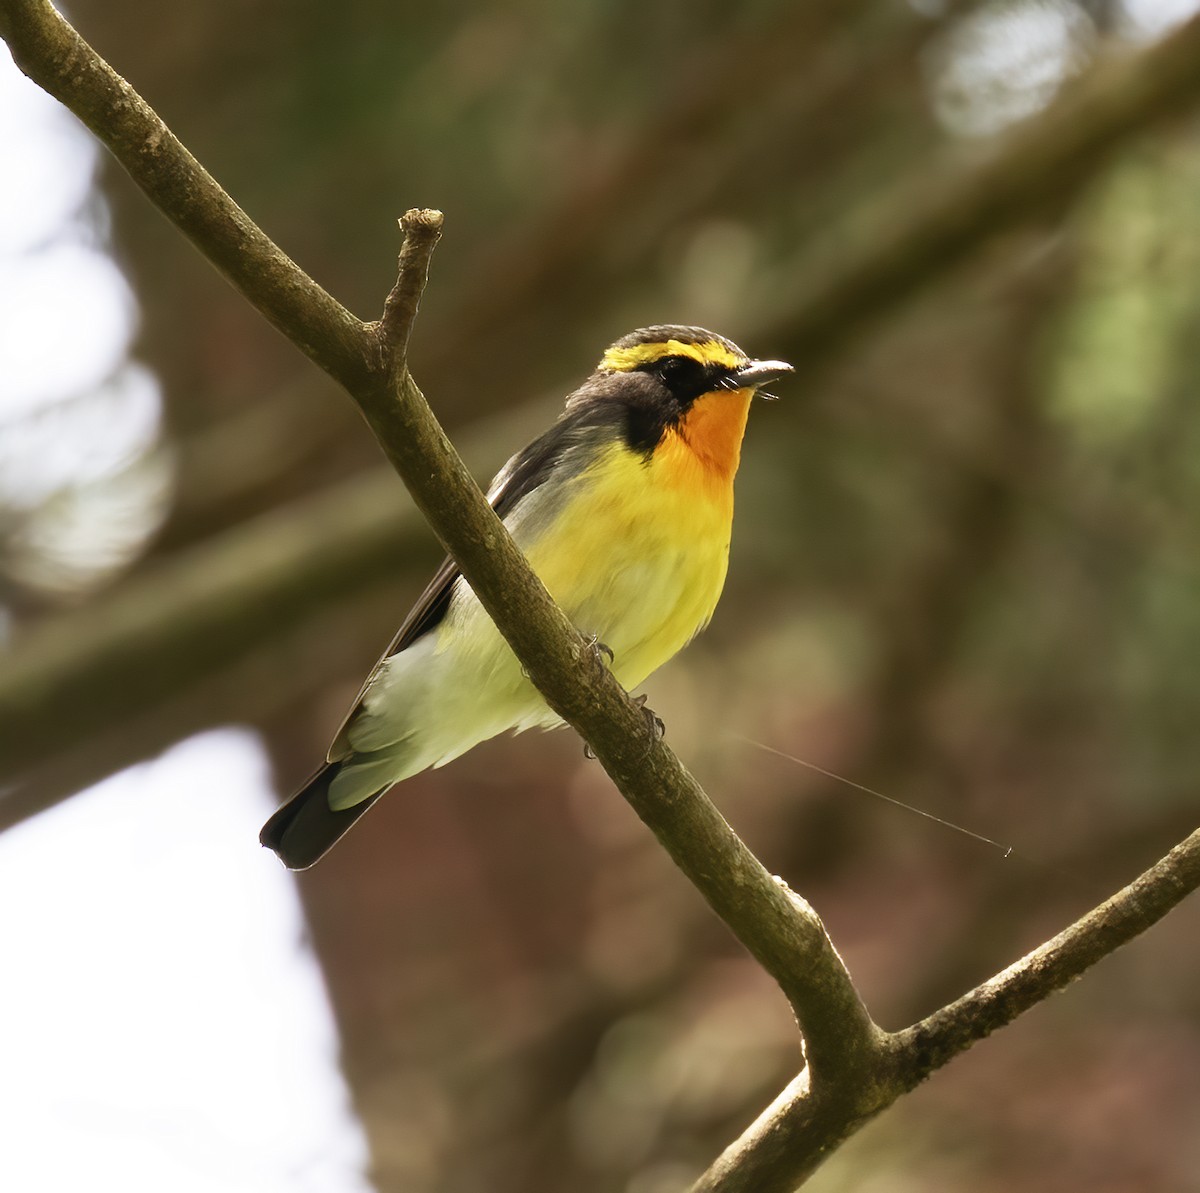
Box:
[360,208,879,1049]
[7,5,1200,798]
[895,824,1200,1080]
[0,395,560,800]
[6,6,1200,1189]
[10,10,1200,814]
[0,0,869,1065]
[695,825,1200,1192]
[377,209,444,369]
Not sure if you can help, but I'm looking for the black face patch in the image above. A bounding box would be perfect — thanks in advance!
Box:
[600,359,738,457]
[623,387,674,458]
[562,349,743,462]
[639,353,732,406]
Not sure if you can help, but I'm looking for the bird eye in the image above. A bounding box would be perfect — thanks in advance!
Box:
[657,355,700,385]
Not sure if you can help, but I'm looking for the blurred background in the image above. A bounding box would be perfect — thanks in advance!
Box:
[3,1,1200,1190]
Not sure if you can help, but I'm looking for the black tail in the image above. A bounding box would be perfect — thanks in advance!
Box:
[260,761,383,870]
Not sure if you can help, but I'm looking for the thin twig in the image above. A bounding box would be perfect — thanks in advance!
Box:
[378,209,445,371]
[895,824,1200,1080]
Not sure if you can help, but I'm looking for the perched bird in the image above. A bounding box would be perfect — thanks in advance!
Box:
[261,325,792,868]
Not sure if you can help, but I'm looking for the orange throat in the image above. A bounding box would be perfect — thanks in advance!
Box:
[671,387,754,481]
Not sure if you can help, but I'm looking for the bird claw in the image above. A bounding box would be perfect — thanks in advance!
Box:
[582,695,664,760]
[632,693,665,740]
[587,635,615,666]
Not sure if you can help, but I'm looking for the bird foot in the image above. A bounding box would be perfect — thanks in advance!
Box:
[632,693,665,740]
[581,694,664,761]
[587,635,615,666]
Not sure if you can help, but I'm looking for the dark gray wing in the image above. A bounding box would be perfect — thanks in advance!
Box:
[326,400,622,760]
[377,397,624,658]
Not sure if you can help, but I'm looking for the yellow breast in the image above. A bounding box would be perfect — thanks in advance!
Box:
[526,388,753,687]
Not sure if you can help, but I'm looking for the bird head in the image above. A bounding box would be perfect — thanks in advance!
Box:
[570,325,793,467]
[596,324,793,398]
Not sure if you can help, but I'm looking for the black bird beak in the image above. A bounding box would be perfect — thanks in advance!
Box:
[729,358,794,389]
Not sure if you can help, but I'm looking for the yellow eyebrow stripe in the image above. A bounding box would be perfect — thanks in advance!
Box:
[600,338,745,372]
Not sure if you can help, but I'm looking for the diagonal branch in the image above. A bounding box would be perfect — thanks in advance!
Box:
[696,825,1200,1192]
[10,10,1200,818]
[895,824,1200,1080]
[356,207,881,1056]
[0,0,874,1071]
[6,5,1200,1190]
